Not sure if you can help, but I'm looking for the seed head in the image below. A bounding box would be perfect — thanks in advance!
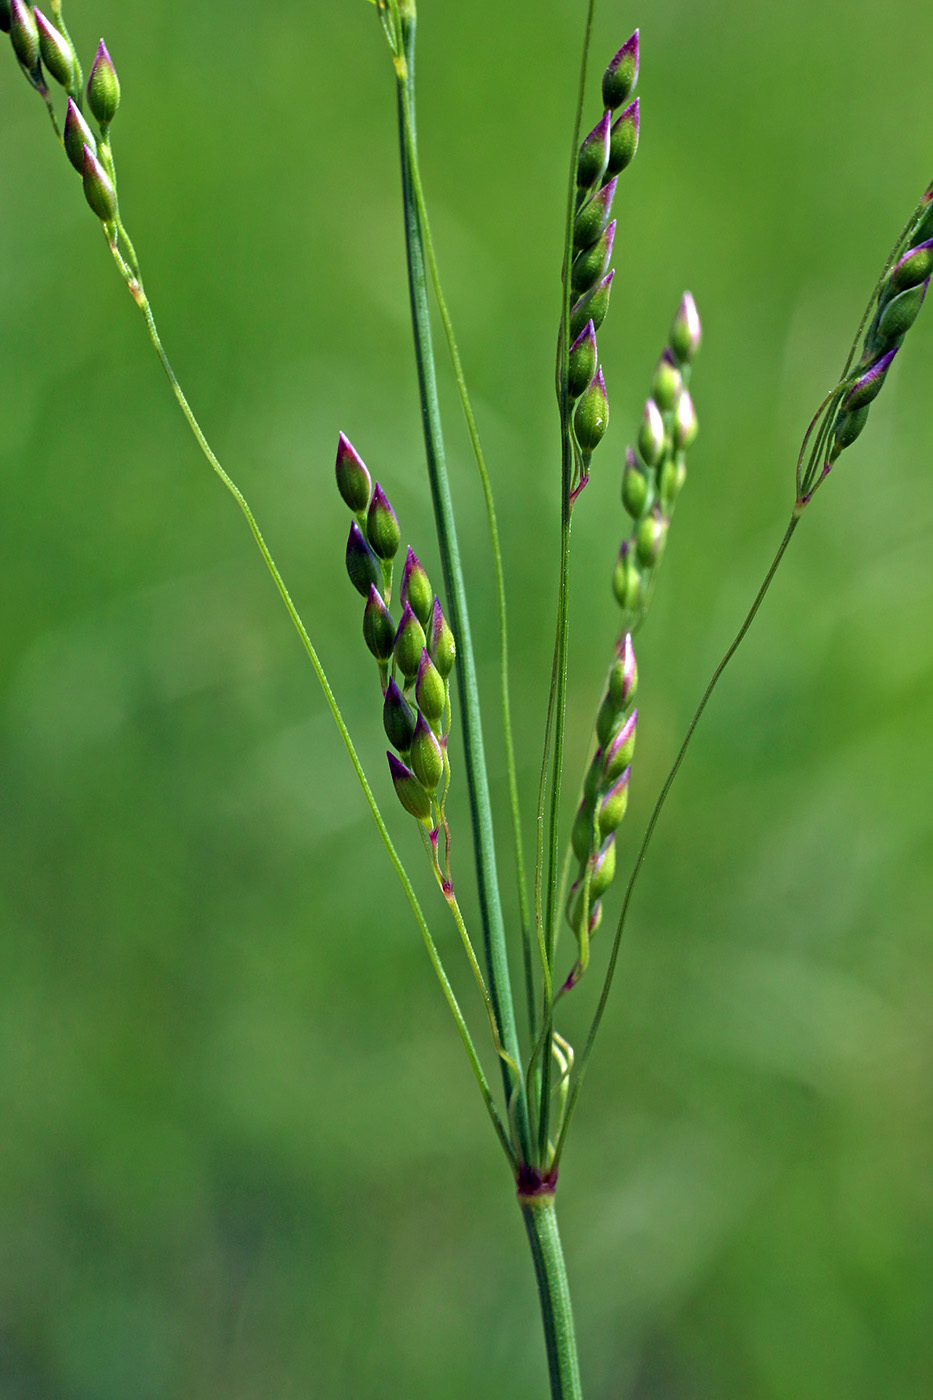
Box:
[87,38,120,127]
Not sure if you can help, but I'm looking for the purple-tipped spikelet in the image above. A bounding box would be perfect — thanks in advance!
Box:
[588,833,617,897]
[889,237,933,292]
[576,111,611,191]
[394,602,427,680]
[842,347,898,411]
[638,398,665,466]
[635,509,666,567]
[9,0,41,78]
[345,521,382,598]
[609,632,638,709]
[672,389,698,450]
[602,31,639,111]
[597,766,631,837]
[571,220,616,296]
[415,649,446,725]
[567,321,598,399]
[604,709,637,782]
[387,752,432,821]
[611,540,642,615]
[428,597,456,678]
[362,584,395,662]
[574,367,609,454]
[569,270,614,341]
[400,547,433,627]
[335,432,371,513]
[670,291,702,364]
[573,179,617,252]
[81,143,117,222]
[34,8,75,90]
[606,100,639,178]
[819,189,932,481]
[621,447,648,518]
[87,38,119,126]
[383,679,417,753]
[64,98,96,171]
[651,349,682,413]
[366,482,401,561]
[409,712,444,791]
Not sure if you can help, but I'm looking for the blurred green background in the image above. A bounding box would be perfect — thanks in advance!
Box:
[2,1,932,1396]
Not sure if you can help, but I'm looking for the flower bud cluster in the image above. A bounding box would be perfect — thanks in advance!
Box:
[564,633,638,976]
[565,33,641,478]
[5,12,126,236]
[612,292,701,631]
[825,191,933,471]
[336,433,456,830]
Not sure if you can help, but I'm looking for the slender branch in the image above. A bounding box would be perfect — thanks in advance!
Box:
[537,0,599,1168]
[134,296,514,1164]
[552,513,800,1167]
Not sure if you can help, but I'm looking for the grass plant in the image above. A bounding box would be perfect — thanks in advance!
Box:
[2,1,931,1395]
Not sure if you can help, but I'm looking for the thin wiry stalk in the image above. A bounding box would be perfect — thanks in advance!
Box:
[133,295,516,1166]
[397,98,536,1046]
[552,515,800,1168]
[393,4,533,1163]
[537,0,599,1169]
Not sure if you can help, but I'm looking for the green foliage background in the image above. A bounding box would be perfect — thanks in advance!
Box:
[2,1,932,1396]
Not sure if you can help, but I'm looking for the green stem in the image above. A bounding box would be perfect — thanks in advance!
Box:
[132,295,514,1165]
[397,100,536,1047]
[394,9,531,1161]
[553,514,800,1167]
[520,1194,583,1400]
